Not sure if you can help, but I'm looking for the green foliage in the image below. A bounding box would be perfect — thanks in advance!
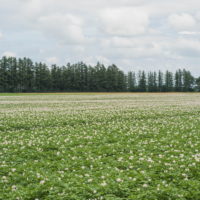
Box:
[196,77,200,92]
[1,94,200,199]
[0,56,198,92]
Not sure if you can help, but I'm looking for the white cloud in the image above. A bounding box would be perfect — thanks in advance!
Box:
[168,13,196,31]
[0,32,3,39]
[22,0,43,18]
[101,35,200,60]
[178,31,200,35]
[172,38,200,57]
[100,36,164,59]
[45,56,59,64]
[1,0,200,73]
[71,46,85,54]
[37,14,86,44]
[2,51,16,57]
[83,55,111,66]
[100,7,149,36]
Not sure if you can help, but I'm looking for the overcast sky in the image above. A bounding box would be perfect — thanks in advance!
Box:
[0,0,200,74]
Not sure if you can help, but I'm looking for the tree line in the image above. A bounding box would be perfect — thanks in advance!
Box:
[0,56,200,92]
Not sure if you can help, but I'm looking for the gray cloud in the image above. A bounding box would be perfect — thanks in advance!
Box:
[0,31,3,39]
[0,0,200,74]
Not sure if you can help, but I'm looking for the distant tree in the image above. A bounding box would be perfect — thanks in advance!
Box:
[0,56,198,93]
[0,57,9,92]
[35,62,50,92]
[182,69,194,92]
[164,71,173,92]
[127,71,136,92]
[106,65,118,91]
[175,69,183,92]
[138,71,147,92]
[24,58,35,92]
[94,62,107,92]
[117,70,126,92]
[147,72,154,92]
[158,70,164,92]
[7,57,18,92]
[196,77,200,92]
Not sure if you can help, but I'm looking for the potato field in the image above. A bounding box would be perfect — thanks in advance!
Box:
[1,93,200,200]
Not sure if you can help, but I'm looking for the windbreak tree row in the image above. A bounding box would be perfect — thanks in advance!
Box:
[0,56,199,92]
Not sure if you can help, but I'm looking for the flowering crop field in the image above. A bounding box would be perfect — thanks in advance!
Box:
[1,93,200,200]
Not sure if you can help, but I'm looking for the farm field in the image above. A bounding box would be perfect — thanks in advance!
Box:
[1,93,200,200]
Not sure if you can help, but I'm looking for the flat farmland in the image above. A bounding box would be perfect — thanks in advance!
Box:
[1,93,200,200]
